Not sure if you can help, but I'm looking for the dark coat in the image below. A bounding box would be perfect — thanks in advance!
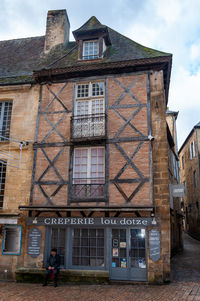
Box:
[46,254,61,273]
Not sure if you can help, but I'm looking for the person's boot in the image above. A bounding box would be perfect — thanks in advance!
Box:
[54,274,58,287]
[43,274,48,286]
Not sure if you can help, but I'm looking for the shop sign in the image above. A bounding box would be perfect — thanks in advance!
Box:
[27,217,156,227]
[27,228,42,258]
[172,184,185,197]
[149,229,160,261]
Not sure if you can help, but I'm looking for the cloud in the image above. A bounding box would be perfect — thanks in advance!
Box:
[0,0,200,147]
[153,0,182,27]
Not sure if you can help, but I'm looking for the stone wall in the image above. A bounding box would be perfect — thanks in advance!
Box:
[179,129,200,238]
[0,84,40,280]
[149,71,170,283]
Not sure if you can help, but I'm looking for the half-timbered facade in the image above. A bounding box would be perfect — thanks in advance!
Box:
[1,9,175,283]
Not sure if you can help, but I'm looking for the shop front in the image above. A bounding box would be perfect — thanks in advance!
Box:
[27,217,159,282]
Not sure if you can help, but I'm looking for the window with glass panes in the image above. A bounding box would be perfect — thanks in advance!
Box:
[83,40,99,60]
[76,82,104,116]
[0,160,6,208]
[112,229,127,268]
[0,101,12,141]
[51,228,66,267]
[72,228,104,267]
[130,229,146,269]
[73,147,105,183]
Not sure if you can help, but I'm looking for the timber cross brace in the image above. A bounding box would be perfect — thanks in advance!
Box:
[40,83,71,143]
[108,75,151,204]
[30,74,152,207]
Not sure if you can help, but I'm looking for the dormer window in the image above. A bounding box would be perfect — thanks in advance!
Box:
[73,16,111,62]
[83,40,99,60]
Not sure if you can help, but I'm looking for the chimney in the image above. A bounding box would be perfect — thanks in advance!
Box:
[44,9,70,54]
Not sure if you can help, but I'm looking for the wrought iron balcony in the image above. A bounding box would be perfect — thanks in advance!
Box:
[71,178,105,199]
[0,130,10,142]
[71,113,105,139]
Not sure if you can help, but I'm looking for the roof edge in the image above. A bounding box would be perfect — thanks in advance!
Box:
[178,123,200,154]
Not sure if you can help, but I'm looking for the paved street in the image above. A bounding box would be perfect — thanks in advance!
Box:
[1,232,200,301]
[171,232,200,281]
[1,281,200,301]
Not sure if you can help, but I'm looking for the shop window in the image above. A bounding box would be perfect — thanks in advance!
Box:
[51,228,66,267]
[111,229,146,269]
[72,147,105,198]
[72,228,104,267]
[112,229,127,268]
[130,229,146,269]
[0,101,12,141]
[0,160,6,208]
[2,225,22,255]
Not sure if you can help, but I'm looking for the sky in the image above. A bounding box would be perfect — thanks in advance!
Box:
[1,0,200,149]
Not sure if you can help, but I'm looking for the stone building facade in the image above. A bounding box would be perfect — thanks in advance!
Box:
[0,9,179,283]
[0,42,42,279]
[166,111,182,254]
[179,122,200,239]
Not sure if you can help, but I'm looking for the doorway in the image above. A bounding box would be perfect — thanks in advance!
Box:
[110,228,147,281]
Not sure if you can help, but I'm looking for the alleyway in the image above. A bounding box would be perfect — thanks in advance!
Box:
[1,232,200,301]
[171,232,200,282]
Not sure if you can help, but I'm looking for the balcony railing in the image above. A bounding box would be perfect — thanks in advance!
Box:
[0,130,10,142]
[71,178,105,199]
[71,113,105,139]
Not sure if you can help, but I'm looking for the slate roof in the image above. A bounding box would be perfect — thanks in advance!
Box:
[179,121,200,154]
[0,36,45,85]
[0,16,172,89]
[38,27,171,71]
[73,16,107,35]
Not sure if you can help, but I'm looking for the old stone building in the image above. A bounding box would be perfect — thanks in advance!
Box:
[166,111,182,254]
[0,38,43,280]
[0,9,179,283]
[179,122,200,239]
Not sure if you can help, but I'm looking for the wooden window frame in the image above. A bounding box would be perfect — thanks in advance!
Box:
[73,146,105,184]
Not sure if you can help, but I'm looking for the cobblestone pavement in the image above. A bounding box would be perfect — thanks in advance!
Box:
[1,233,200,301]
[1,281,200,301]
[171,232,200,281]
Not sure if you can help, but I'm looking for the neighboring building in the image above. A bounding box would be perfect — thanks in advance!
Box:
[0,9,177,283]
[179,122,200,239]
[166,111,182,254]
[0,40,42,279]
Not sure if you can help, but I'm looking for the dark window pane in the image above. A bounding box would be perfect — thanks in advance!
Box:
[72,228,104,267]
[74,229,80,237]
[0,161,6,208]
[51,228,66,267]
[0,102,12,141]
[81,247,89,256]
[82,229,88,237]
[90,238,96,247]
[120,229,126,238]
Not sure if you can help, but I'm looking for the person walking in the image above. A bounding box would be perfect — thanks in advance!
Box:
[43,248,60,287]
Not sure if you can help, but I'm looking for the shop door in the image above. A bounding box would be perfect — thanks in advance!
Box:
[110,228,147,281]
